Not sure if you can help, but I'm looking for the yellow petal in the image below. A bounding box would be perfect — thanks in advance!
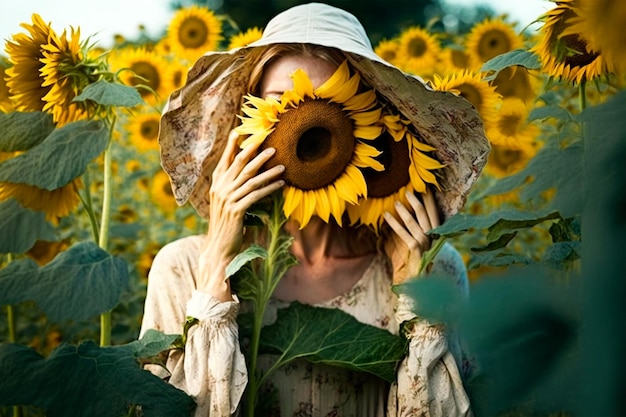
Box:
[326,185,345,226]
[290,68,314,100]
[329,72,360,104]
[300,190,316,228]
[351,107,382,126]
[409,164,426,193]
[344,164,368,198]
[315,188,331,222]
[283,186,299,218]
[314,60,350,99]
[353,125,383,140]
[342,90,377,111]
[413,149,445,170]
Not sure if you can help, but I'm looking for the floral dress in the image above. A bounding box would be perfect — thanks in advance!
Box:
[140,235,472,417]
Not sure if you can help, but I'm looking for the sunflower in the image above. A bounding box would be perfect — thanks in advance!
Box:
[39,26,98,126]
[531,0,609,84]
[228,27,263,50]
[396,26,441,76]
[465,18,523,68]
[128,111,161,151]
[151,170,178,215]
[486,98,540,148]
[374,39,400,66]
[432,70,501,127]
[166,5,223,62]
[0,65,14,112]
[346,112,444,231]
[565,0,626,72]
[4,13,53,112]
[110,47,172,104]
[438,46,471,75]
[484,140,537,178]
[0,152,82,221]
[235,60,385,228]
[490,66,537,104]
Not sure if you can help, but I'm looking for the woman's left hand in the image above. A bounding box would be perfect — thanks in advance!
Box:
[383,188,440,284]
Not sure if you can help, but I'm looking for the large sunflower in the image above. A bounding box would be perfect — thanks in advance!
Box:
[465,18,523,68]
[110,47,172,104]
[531,0,609,84]
[565,0,626,72]
[40,27,98,126]
[0,152,82,221]
[346,112,444,232]
[228,27,263,50]
[432,70,501,127]
[128,111,161,152]
[396,26,441,76]
[4,13,53,112]
[235,60,384,228]
[166,5,223,62]
[486,98,540,148]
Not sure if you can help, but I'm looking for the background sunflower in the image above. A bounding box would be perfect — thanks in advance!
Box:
[465,17,523,69]
[166,5,223,63]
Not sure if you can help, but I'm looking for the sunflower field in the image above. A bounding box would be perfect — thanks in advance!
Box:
[1,1,625,416]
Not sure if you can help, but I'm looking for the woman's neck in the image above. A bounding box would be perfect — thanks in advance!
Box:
[285,217,376,265]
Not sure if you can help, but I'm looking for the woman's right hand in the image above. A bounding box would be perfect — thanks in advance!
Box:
[197,130,285,301]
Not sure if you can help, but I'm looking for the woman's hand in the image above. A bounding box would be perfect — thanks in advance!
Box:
[383,189,440,284]
[198,130,285,301]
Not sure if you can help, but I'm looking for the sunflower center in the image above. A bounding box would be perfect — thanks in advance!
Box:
[130,62,161,96]
[457,84,482,111]
[178,17,209,48]
[380,49,397,62]
[450,49,469,69]
[362,131,411,198]
[498,114,522,137]
[140,119,160,140]
[561,34,600,68]
[478,29,511,61]
[492,145,522,168]
[408,37,427,58]
[262,99,355,191]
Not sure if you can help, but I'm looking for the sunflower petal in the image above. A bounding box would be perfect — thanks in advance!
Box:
[314,60,350,99]
[290,68,314,100]
[315,188,331,222]
[354,124,383,140]
[299,189,316,228]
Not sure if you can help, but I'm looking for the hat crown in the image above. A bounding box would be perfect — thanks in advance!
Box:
[251,3,378,60]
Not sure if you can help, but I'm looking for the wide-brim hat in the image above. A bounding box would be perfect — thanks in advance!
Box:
[159,2,490,220]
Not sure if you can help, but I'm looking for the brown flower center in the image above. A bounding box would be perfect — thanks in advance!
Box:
[178,17,209,48]
[362,131,411,198]
[457,83,483,112]
[262,99,355,190]
[130,61,161,96]
[140,119,159,140]
[478,29,512,62]
[408,37,427,58]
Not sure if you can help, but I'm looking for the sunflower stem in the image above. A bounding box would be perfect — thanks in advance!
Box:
[579,79,587,112]
[5,255,22,417]
[99,116,116,347]
[75,173,100,243]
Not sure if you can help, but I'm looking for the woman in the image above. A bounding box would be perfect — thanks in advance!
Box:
[141,3,489,416]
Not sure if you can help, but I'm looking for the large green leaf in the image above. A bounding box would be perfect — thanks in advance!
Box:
[0,112,55,151]
[0,340,194,417]
[0,242,129,322]
[122,329,180,358]
[226,244,267,278]
[260,302,408,383]
[0,199,56,254]
[0,119,108,190]
[480,49,541,78]
[73,80,144,107]
[528,105,573,123]
[484,141,585,217]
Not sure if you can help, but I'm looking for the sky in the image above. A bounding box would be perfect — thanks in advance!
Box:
[0,0,550,48]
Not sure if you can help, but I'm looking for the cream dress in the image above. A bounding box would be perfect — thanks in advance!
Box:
[140,235,472,417]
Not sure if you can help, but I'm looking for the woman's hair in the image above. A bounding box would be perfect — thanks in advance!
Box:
[247,43,348,95]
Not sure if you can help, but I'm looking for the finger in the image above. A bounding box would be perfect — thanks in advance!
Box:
[406,191,431,232]
[230,164,285,201]
[395,202,430,249]
[236,179,285,211]
[230,147,277,188]
[383,211,419,253]
[214,129,241,175]
[424,188,440,228]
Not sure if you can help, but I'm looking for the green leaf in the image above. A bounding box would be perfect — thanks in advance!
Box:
[260,302,408,383]
[472,232,517,252]
[73,80,144,107]
[484,141,585,217]
[542,242,581,270]
[486,211,561,242]
[0,242,129,322]
[122,329,180,358]
[468,252,534,270]
[0,120,108,190]
[0,199,56,254]
[0,112,55,151]
[528,105,573,123]
[480,49,541,78]
[225,244,267,278]
[0,341,195,417]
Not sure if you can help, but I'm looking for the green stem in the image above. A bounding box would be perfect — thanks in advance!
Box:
[579,78,587,112]
[99,117,116,347]
[75,173,100,243]
[6,255,22,417]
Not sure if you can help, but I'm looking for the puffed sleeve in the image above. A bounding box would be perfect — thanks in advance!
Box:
[387,243,473,417]
[139,235,248,416]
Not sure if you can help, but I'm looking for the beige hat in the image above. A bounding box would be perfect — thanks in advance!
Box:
[159,2,490,220]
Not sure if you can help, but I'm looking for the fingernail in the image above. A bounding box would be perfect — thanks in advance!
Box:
[277,164,285,172]
[265,147,276,155]
[277,180,285,186]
